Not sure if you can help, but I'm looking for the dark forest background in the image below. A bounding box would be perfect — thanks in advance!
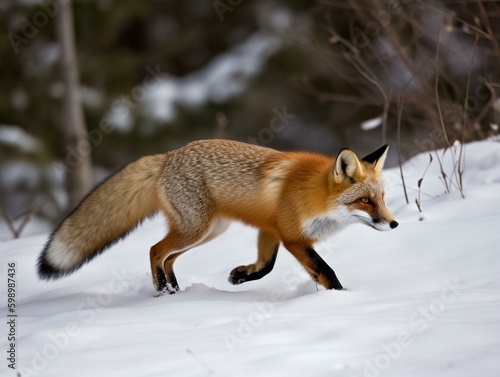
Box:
[1,0,499,233]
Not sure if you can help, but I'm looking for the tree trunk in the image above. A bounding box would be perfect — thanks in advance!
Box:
[56,0,93,210]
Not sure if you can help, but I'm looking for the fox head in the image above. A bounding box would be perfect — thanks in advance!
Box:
[333,145,398,231]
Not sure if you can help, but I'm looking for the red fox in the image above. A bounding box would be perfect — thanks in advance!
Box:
[38,139,398,294]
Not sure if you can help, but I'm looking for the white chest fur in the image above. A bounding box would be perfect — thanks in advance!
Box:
[301,206,353,240]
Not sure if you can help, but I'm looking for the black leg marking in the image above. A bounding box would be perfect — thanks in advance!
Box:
[305,247,344,290]
[156,266,175,295]
[167,270,180,292]
[229,244,279,285]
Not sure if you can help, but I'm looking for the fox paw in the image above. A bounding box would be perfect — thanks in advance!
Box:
[228,266,250,285]
[155,283,178,297]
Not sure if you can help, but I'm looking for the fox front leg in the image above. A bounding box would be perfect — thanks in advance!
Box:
[228,230,280,285]
[228,245,278,284]
[283,242,344,290]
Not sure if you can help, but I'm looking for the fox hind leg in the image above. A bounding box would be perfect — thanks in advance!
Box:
[229,230,279,285]
[150,228,205,295]
[161,219,230,293]
[152,217,230,295]
[162,251,186,293]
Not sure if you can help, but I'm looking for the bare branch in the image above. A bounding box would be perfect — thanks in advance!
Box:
[0,201,45,239]
[397,94,409,204]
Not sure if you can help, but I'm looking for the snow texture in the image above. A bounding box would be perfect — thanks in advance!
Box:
[1,139,500,377]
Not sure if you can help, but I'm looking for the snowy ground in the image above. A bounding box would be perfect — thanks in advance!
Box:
[1,140,500,377]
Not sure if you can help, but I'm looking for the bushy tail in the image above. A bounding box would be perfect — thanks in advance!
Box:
[38,154,166,280]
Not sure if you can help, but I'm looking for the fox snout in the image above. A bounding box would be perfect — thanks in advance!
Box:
[371,206,399,230]
[370,217,398,231]
[373,217,399,230]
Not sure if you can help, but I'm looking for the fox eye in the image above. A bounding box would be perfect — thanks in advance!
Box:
[360,197,372,204]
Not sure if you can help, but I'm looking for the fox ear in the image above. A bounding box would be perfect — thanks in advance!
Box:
[361,144,389,174]
[334,148,363,183]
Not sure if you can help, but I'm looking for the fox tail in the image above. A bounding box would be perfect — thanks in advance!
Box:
[37,154,166,280]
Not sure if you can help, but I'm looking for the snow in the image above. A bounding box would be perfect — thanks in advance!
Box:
[87,32,280,135]
[145,32,281,122]
[1,139,500,377]
[360,116,382,131]
[0,125,42,153]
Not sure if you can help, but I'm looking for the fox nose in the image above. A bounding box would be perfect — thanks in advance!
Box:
[390,221,399,229]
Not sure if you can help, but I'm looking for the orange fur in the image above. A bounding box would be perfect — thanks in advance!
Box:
[38,140,398,294]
